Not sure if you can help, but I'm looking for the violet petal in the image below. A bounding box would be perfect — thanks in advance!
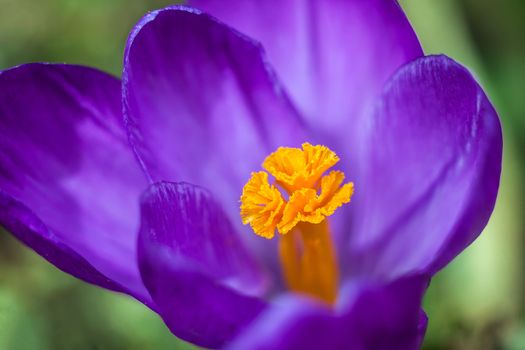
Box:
[138,181,267,348]
[227,275,429,350]
[189,0,422,153]
[350,55,503,279]
[0,64,151,304]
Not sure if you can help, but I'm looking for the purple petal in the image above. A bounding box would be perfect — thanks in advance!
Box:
[138,181,267,348]
[0,64,150,304]
[227,275,429,350]
[350,55,503,279]
[123,6,306,269]
[189,0,422,150]
[123,6,304,210]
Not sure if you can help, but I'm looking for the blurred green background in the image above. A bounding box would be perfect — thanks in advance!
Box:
[0,0,523,349]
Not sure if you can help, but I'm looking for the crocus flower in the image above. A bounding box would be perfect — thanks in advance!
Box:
[0,2,502,349]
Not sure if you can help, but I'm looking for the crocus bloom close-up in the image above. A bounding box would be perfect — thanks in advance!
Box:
[0,1,502,349]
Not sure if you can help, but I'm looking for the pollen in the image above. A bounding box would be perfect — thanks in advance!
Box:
[240,143,354,239]
[240,171,285,239]
[278,171,354,234]
[263,143,339,193]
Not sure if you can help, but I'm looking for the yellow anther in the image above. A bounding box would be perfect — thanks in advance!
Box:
[240,171,285,239]
[263,143,339,193]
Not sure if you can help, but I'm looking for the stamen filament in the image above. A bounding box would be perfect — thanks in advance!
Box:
[278,220,338,304]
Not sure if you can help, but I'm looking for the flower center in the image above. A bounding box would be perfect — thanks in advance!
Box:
[240,143,354,303]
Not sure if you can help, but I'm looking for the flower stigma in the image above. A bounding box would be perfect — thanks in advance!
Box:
[240,143,354,304]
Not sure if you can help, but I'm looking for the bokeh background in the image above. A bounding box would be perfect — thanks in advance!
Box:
[0,0,523,349]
